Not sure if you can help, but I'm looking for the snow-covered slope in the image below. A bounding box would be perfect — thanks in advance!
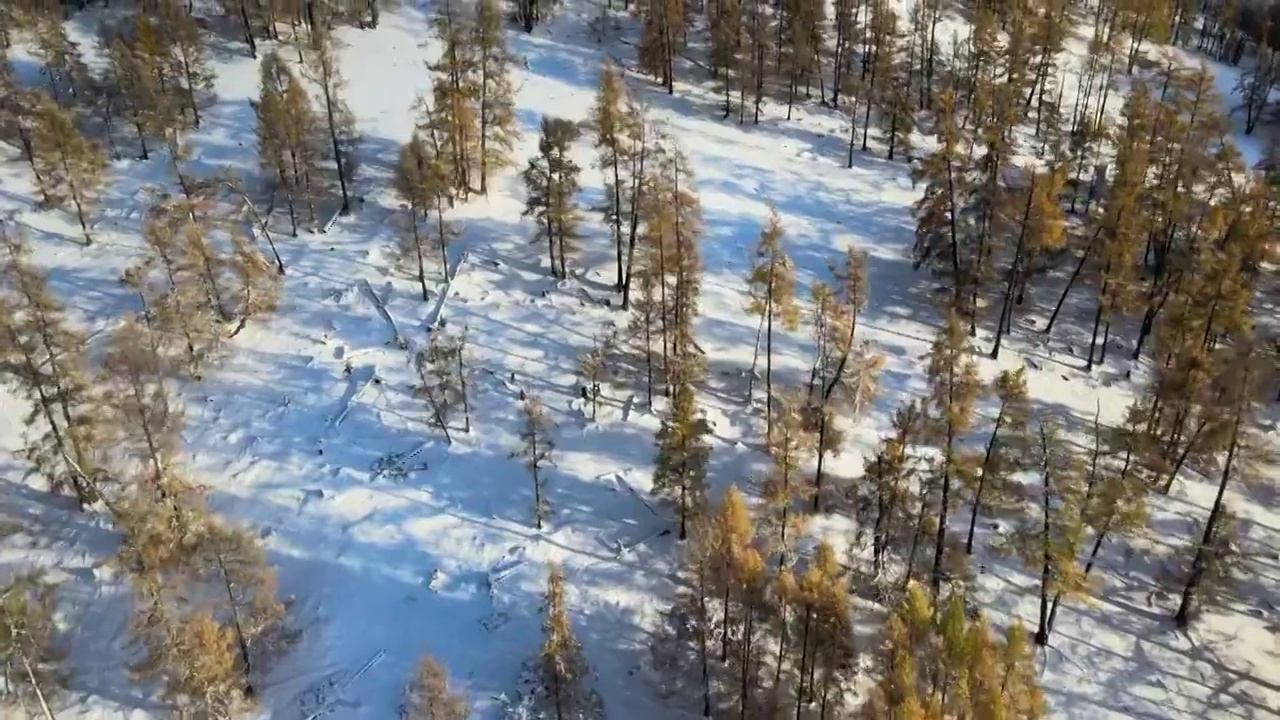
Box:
[0,3,1276,720]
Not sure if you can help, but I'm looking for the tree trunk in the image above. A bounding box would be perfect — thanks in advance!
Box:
[965,409,1005,554]
[1043,239,1095,334]
[1174,391,1244,627]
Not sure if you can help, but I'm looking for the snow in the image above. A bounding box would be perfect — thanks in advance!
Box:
[1,3,1277,720]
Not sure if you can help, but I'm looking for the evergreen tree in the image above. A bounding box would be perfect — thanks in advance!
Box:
[523,116,584,280]
[0,571,65,719]
[403,654,470,720]
[30,95,107,246]
[860,400,925,580]
[519,393,555,530]
[536,563,600,720]
[745,208,799,444]
[924,312,982,596]
[473,0,518,194]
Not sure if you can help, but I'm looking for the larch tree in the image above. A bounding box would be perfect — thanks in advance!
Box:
[860,400,925,580]
[155,0,215,129]
[31,13,88,104]
[0,226,106,509]
[519,392,555,530]
[429,0,479,197]
[537,563,600,720]
[100,318,186,486]
[808,247,881,510]
[303,7,356,215]
[522,116,583,280]
[710,485,756,668]
[618,99,651,310]
[403,654,470,720]
[396,131,455,299]
[924,311,982,596]
[861,583,1045,718]
[963,367,1032,555]
[1003,421,1091,646]
[639,0,684,94]
[0,56,51,203]
[472,0,518,194]
[793,541,856,718]
[745,208,799,444]
[911,88,969,311]
[989,162,1068,359]
[1174,341,1266,627]
[761,390,813,567]
[710,0,743,118]
[30,95,107,246]
[413,334,462,445]
[742,0,773,124]
[590,61,638,292]
[577,330,615,422]
[0,571,64,720]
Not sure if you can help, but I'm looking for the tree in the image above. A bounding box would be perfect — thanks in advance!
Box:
[155,0,215,128]
[473,0,518,194]
[639,0,684,94]
[31,14,88,104]
[745,208,799,444]
[911,88,968,310]
[414,332,467,444]
[304,7,356,215]
[577,330,615,422]
[523,116,583,280]
[989,163,1068,358]
[1174,342,1265,627]
[653,368,711,540]
[964,368,1031,555]
[761,390,812,566]
[861,583,1045,718]
[257,52,322,235]
[403,654,470,720]
[101,318,186,485]
[1003,421,1090,646]
[0,226,105,509]
[396,131,455,299]
[0,56,51,202]
[536,563,599,720]
[859,400,925,580]
[710,485,756,668]
[710,0,743,118]
[0,571,65,720]
[808,248,881,510]
[590,61,638,292]
[429,0,480,197]
[119,482,287,714]
[924,311,982,596]
[793,541,855,718]
[519,393,555,530]
[30,96,107,246]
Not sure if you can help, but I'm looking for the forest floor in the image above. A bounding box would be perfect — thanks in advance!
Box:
[0,2,1277,719]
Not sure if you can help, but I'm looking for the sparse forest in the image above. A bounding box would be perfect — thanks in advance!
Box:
[0,0,1276,718]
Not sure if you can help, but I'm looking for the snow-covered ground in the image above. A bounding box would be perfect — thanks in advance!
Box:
[1,3,1277,719]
